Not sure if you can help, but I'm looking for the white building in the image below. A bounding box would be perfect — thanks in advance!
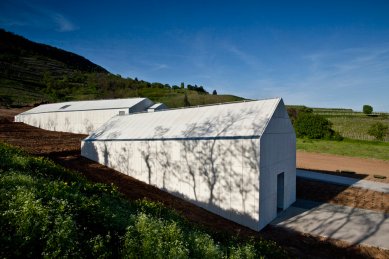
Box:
[14,98,154,134]
[81,98,296,231]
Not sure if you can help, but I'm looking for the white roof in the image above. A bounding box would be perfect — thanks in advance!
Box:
[148,103,166,109]
[19,98,149,114]
[86,98,281,141]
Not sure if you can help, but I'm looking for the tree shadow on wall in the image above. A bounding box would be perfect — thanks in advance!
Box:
[135,108,267,225]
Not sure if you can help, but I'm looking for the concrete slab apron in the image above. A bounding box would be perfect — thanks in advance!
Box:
[297,169,389,193]
[271,200,389,249]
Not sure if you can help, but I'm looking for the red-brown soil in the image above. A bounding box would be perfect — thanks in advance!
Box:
[297,151,389,183]
[1,108,388,258]
[297,179,389,214]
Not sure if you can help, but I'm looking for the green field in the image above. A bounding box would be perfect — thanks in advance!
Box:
[0,143,286,258]
[327,116,389,142]
[304,107,389,142]
[297,138,389,160]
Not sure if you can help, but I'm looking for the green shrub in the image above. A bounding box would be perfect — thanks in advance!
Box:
[187,231,222,258]
[0,143,288,258]
[287,106,313,125]
[294,113,342,140]
[368,122,388,141]
[229,243,257,259]
[123,213,189,258]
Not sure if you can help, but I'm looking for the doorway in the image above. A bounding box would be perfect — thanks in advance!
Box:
[277,172,284,214]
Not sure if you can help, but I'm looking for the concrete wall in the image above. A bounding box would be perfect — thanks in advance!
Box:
[258,100,296,229]
[15,99,153,134]
[81,138,261,230]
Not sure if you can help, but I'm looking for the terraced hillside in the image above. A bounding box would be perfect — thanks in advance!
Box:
[0,29,242,107]
[0,29,107,105]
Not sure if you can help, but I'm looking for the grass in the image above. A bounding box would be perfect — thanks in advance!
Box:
[295,107,389,159]
[138,88,243,108]
[297,138,389,161]
[0,142,287,258]
[327,116,389,142]
[0,78,48,106]
[295,107,389,143]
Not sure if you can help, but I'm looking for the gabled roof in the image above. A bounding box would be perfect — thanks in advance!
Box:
[86,98,282,141]
[19,98,150,115]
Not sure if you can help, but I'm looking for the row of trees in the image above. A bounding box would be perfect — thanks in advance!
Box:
[40,71,219,101]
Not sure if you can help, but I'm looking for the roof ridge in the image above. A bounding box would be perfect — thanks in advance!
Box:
[38,97,146,106]
[122,97,281,116]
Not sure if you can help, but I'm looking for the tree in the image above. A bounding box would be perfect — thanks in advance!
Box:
[287,106,313,126]
[197,86,207,94]
[180,82,185,89]
[368,122,388,141]
[363,105,373,115]
[212,90,217,95]
[294,113,342,140]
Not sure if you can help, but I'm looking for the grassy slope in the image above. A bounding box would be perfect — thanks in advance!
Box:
[0,143,286,258]
[138,88,243,108]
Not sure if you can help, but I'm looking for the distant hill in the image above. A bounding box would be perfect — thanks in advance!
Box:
[0,29,243,107]
[0,29,108,73]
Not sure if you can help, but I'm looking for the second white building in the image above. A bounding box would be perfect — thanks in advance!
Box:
[14,98,154,134]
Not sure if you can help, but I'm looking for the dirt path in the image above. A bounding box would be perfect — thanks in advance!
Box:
[297,151,389,183]
[0,107,29,120]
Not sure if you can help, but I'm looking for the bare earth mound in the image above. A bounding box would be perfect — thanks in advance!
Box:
[0,108,388,258]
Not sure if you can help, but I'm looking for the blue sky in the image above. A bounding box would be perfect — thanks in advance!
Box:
[1,0,389,111]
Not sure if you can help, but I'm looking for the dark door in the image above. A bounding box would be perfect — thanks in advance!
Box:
[277,172,284,213]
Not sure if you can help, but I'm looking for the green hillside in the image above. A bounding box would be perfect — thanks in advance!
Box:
[0,29,243,107]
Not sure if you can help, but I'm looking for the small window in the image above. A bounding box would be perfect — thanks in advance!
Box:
[118,111,125,116]
[60,105,71,110]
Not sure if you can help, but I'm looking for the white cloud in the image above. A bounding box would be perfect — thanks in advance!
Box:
[0,1,78,32]
[51,13,78,32]
[222,43,259,68]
